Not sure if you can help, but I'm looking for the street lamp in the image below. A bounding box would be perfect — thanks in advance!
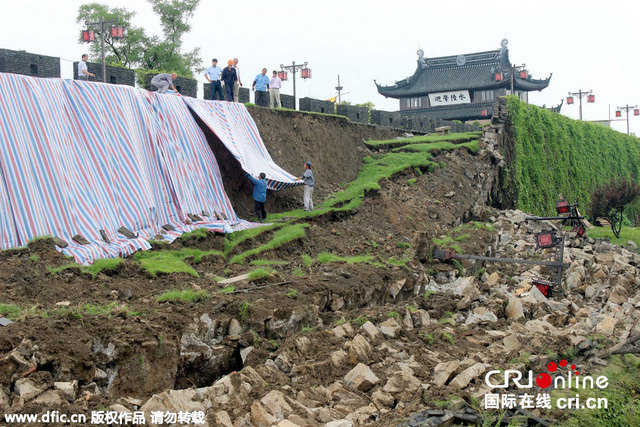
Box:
[566,89,594,121]
[615,104,638,135]
[82,17,124,83]
[280,61,309,110]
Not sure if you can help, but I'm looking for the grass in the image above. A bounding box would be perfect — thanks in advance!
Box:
[396,241,412,249]
[48,258,123,279]
[250,259,289,266]
[316,252,375,264]
[388,311,401,318]
[587,226,640,248]
[287,289,298,298]
[0,303,22,320]
[247,268,275,281]
[366,131,482,148]
[224,223,283,256]
[134,248,223,277]
[421,332,435,345]
[391,140,481,155]
[180,228,209,241]
[239,301,251,321]
[440,331,455,344]
[407,178,417,186]
[424,290,436,299]
[157,289,210,303]
[293,268,305,277]
[407,305,418,313]
[84,301,141,317]
[301,254,314,267]
[354,316,369,326]
[217,286,235,294]
[229,223,309,264]
[300,326,316,333]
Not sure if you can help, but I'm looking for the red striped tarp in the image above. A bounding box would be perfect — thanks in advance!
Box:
[0,73,298,264]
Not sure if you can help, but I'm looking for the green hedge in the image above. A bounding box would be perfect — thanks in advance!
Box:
[506,97,640,216]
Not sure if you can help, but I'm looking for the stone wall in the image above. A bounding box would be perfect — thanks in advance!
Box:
[0,48,60,78]
[299,97,335,115]
[336,105,369,124]
[73,61,135,86]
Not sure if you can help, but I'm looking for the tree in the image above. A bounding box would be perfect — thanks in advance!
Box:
[77,0,203,77]
[589,178,640,238]
[355,101,375,110]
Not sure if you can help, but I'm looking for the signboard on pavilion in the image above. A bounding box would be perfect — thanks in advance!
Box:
[428,90,471,107]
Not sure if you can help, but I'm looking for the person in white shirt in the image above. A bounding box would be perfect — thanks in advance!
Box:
[77,54,95,80]
[269,70,282,108]
[233,58,242,102]
[204,58,224,100]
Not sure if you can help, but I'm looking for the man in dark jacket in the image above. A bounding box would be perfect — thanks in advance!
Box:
[221,60,238,102]
[247,172,268,221]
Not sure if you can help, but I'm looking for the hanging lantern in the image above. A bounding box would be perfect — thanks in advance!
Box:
[111,26,124,39]
[587,94,595,103]
[480,109,487,117]
[301,68,311,79]
[634,109,639,116]
[82,30,95,42]
[556,200,570,214]
[494,72,503,81]
[535,231,557,249]
[277,71,287,81]
[519,70,528,79]
[616,110,622,117]
[567,96,574,105]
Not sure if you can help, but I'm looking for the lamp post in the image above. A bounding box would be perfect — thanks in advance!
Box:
[280,61,310,110]
[82,17,124,83]
[566,89,595,121]
[615,104,639,135]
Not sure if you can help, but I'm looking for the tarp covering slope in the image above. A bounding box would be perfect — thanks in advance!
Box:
[0,73,298,264]
[184,98,300,191]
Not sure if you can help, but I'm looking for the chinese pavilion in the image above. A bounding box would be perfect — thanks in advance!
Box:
[375,39,551,121]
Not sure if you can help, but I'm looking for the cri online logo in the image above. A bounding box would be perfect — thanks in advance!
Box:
[485,360,608,390]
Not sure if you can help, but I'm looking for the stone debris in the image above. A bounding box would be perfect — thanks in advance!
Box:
[344,363,380,391]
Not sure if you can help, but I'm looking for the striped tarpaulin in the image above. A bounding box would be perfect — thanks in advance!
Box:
[183,98,303,191]
[0,73,288,264]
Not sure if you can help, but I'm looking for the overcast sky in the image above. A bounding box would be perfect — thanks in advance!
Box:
[1,0,638,134]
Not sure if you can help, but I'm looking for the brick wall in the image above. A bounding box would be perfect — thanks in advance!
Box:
[336,105,369,124]
[299,97,335,114]
[73,61,135,86]
[0,48,60,78]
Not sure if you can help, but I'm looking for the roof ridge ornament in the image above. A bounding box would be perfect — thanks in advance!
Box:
[417,49,429,68]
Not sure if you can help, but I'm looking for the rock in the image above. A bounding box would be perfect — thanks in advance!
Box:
[502,334,521,352]
[261,390,293,420]
[0,388,10,409]
[608,285,628,305]
[486,272,500,286]
[383,371,421,394]
[251,400,279,426]
[522,285,547,303]
[451,277,480,298]
[228,319,243,336]
[31,389,64,406]
[346,335,372,361]
[465,307,497,325]
[361,321,381,341]
[389,279,407,298]
[330,350,348,367]
[295,336,312,353]
[240,347,253,364]
[108,404,131,413]
[332,323,353,340]
[379,318,401,338]
[345,404,378,424]
[94,368,108,381]
[595,317,617,336]
[505,297,524,320]
[626,240,638,251]
[325,420,354,427]
[275,352,293,373]
[449,363,488,389]
[140,389,205,418]
[276,421,301,427]
[566,272,582,289]
[80,382,101,397]
[372,390,395,407]
[403,310,414,330]
[433,361,460,387]
[54,381,77,401]
[14,378,47,401]
[344,363,380,392]
[55,301,71,307]
[411,309,431,327]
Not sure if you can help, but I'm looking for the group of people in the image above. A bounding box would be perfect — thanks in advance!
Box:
[204,58,282,108]
[247,162,314,222]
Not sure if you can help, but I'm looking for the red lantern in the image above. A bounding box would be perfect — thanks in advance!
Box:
[301,68,311,79]
[533,279,553,298]
[587,94,595,103]
[277,71,287,81]
[567,96,574,105]
[82,30,95,42]
[494,72,503,81]
[535,231,556,249]
[111,26,124,38]
[616,110,622,117]
[480,110,487,117]
[634,109,639,116]
[519,70,528,79]
[556,200,570,214]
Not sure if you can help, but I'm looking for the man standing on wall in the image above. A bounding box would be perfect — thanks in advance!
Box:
[150,72,178,94]
[233,58,242,102]
[77,54,95,80]
[252,68,270,107]
[221,60,238,102]
[204,58,224,100]
[269,70,282,108]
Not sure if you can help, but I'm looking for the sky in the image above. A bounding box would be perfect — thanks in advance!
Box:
[1,0,639,134]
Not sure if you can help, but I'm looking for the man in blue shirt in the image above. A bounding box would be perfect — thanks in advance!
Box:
[252,68,270,107]
[221,60,238,102]
[204,58,224,100]
[247,172,268,221]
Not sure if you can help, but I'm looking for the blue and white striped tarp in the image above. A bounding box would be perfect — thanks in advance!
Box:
[0,73,298,264]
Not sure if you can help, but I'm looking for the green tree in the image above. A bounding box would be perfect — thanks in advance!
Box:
[355,101,375,110]
[77,0,203,77]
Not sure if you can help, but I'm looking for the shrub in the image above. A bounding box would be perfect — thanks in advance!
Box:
[590,179,640,238]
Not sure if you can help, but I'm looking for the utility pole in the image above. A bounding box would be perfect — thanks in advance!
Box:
[335,75,343,104]
[83,17,123,83]
[566,90,595,121]
[280,61,309,110]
